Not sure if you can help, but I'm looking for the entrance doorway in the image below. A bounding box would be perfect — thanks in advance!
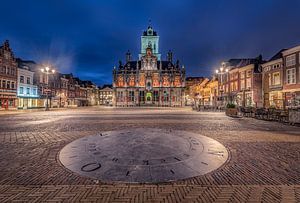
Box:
[146,92,152,101]
[146,92,152,105]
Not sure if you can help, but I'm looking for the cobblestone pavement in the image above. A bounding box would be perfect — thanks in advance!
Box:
[0,107,299,202]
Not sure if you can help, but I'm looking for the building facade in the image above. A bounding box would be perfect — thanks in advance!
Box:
[113,25,185,107]
[282,45,300,108]
[185,77,204,105]
[17,66,39,109]
[0,40,18,110]
[217,57,264,107]
[261,50,285,109]
[99,85,113,105]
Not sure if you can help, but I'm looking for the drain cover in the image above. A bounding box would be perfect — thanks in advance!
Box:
[59,128,228,183]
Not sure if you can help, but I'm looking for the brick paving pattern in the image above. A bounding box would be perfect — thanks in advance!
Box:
[0,107,299,202]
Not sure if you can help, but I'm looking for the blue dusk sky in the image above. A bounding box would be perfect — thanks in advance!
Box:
[0,0,300,85]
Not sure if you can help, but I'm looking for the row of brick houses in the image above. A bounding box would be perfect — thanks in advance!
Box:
[262,46,300,109]
[0,40,112,110]
[189,44,300,109]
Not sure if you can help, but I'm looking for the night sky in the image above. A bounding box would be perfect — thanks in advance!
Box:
[1,0,300,85]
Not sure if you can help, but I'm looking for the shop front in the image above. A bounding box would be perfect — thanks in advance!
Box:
[17,96,39,109]
[284,91,300,108]
[268,91,284,109]
[0,94,17,110]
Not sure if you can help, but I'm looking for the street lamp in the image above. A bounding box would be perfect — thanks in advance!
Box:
[215,64,229,108]
[40,66,56,111]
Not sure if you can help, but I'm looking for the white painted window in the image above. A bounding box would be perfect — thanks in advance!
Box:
[246,78,251,89]
[286,54,296,67]
[272,72,281,85]
[240,79,245,90]
[268,73,272,86]
[240,71,245,79]
[246,70,252,77]
[286,68,296,84]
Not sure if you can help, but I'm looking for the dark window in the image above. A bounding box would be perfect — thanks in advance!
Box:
[20,76,24,83]
[153,91,159,102]
[20,87,24,94]
[7,81,10,89]
[139,91,145,102]
[27,77,30,84]
[129,91,135,102]
[32,88,37,95]
[163,91,169,102]
[26,88,30,95]
[117,91,123,102]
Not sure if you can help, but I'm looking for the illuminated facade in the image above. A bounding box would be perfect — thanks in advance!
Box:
[113,25,185,107]
[17,66,39,109]
[0,40,18,110]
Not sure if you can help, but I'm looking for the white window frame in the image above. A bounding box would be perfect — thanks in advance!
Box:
[268,73,272,86]
[272,72,281,85]
[286,68,296,84]
[286,54,296,67]
[240,79,245,90]
[246,78,251,89]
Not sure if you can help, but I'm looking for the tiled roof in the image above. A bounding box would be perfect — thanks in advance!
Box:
[269,49,287,61]
[102,84,113,89]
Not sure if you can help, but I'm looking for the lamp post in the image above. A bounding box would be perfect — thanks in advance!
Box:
[41,66,55,111]
[215,64,229,108]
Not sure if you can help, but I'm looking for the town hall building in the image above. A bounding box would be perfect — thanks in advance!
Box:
[112,25,186,107]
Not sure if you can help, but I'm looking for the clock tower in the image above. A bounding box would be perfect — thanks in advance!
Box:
[139,25,161,60]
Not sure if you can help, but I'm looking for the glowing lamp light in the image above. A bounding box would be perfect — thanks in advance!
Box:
[41,68,44,72]
[52,69,55,73]
[220,67,224,72]
[215,70,219,74]
[45,66,50,72]
[225,68,229,72]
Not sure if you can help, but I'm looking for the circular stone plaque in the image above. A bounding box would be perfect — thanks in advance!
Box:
[59,128,228,183]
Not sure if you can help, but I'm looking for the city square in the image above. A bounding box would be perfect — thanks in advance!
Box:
[0,107,299,202]
[1,1,300,202]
